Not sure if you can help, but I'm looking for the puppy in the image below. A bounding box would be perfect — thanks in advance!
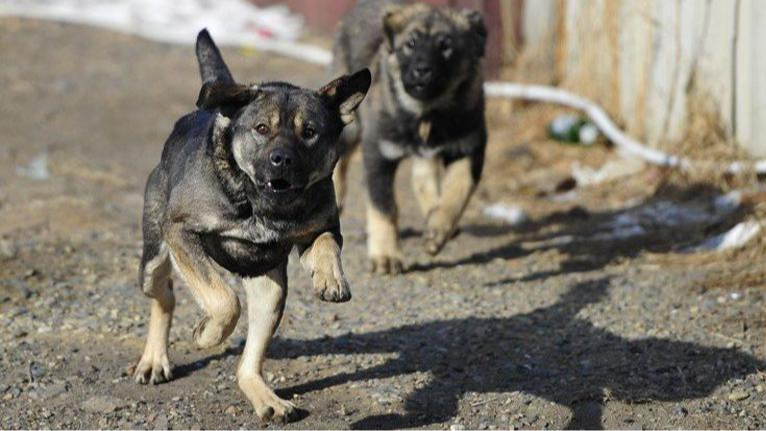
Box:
[331,0,488,274]
[131,29,370,422]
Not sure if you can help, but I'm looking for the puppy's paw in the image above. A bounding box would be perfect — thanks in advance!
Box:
[131,349,173,385]
[424,212,457,255]
[369,256,404,275]
[239,376,298,423]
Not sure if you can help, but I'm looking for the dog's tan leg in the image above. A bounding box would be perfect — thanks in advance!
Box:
[237,263,296,423]
[300,231,351,302]
[367,205,403,274]
[411,156,442,218]
[166,226,241,349]
[133,244,175,384]
[425,157,477,255]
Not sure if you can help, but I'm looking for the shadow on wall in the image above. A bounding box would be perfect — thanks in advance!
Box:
[272,277,764,429]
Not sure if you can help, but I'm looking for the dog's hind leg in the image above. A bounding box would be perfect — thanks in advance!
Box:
[166,225,241,349]
[237,262,297,423]
[411,156,442,219]
[133,241,175,384]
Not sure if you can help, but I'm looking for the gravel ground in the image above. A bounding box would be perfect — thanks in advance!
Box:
[1,19,766,430]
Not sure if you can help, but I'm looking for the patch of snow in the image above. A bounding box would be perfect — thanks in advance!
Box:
[0,0,333,65]
[483,204,529,226]
[695,221,761,252]
[16,152,50,181]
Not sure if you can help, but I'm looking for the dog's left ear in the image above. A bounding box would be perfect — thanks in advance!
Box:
[197,81,259,111]
[461,9,488,57]
[319,68,372,125]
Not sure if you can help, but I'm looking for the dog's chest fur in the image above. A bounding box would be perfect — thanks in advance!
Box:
[375,99,483,159]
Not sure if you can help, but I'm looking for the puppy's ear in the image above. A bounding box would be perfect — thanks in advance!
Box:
[319,69,372,125]
[196,81,259,111]
[383,4,408,49]
[461,9,488,57]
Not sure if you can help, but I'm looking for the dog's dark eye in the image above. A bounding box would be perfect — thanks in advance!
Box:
[255,124,270,135]
[302,126,316,140]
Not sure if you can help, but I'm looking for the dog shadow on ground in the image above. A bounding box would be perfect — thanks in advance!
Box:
[410,184,750,282]
[273,277,764,429]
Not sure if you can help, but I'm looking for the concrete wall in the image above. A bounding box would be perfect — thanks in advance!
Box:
[521,0,766,156]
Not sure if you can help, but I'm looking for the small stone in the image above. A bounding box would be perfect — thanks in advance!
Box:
[225,406,238,416]
[0,240,17,259]
[153,413,169,430]
[729,390,750,401]
[450,424,466,431]
[672,406,688,417]
[81,395,125,413]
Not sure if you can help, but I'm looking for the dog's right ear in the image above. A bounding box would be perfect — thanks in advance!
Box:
[196,81,259,111]
[196,29,235,85]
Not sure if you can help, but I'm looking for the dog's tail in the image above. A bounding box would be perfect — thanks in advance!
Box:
[196,29,235,85]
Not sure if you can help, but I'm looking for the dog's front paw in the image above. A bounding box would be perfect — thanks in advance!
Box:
[369,255,404,275]
[239,376,298,423]
[130,348,173,385]
[313,270,352,303]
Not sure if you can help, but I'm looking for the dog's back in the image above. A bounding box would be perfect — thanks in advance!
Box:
[332,0,403,75]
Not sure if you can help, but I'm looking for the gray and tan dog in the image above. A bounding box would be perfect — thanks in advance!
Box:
[331,0,488,274]
[130,30,370,422]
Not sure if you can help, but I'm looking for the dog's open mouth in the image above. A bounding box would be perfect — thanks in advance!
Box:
[266,178,299,193]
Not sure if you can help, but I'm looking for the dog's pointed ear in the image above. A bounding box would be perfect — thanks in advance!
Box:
[461,9,488,57]
[383,4,408,49]
[196,29,235,85]
[196,81,259,111]
[319,69,372,125]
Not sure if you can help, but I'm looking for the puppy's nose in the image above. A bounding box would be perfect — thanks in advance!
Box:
[412,64,432,80]
[269,148,294,167]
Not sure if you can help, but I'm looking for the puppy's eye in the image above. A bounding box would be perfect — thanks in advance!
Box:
[302,126,316,140]
[255,124,270,135]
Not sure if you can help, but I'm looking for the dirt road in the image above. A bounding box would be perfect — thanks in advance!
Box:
[1,19,765,430]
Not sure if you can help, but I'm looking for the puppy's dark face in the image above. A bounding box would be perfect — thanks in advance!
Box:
[198,70,371,211]
[384,4,487,101]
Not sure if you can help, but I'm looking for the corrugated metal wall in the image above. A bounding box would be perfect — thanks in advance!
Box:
[523,0,766,156]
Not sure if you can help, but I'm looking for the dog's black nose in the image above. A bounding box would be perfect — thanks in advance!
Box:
[269,148,293,167]
[412,64,432,80]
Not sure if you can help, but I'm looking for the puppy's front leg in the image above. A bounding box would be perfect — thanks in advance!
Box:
[238,263,296,423]
[425,154,480,255]
[364,150,403,274]
[300,231,351,303]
